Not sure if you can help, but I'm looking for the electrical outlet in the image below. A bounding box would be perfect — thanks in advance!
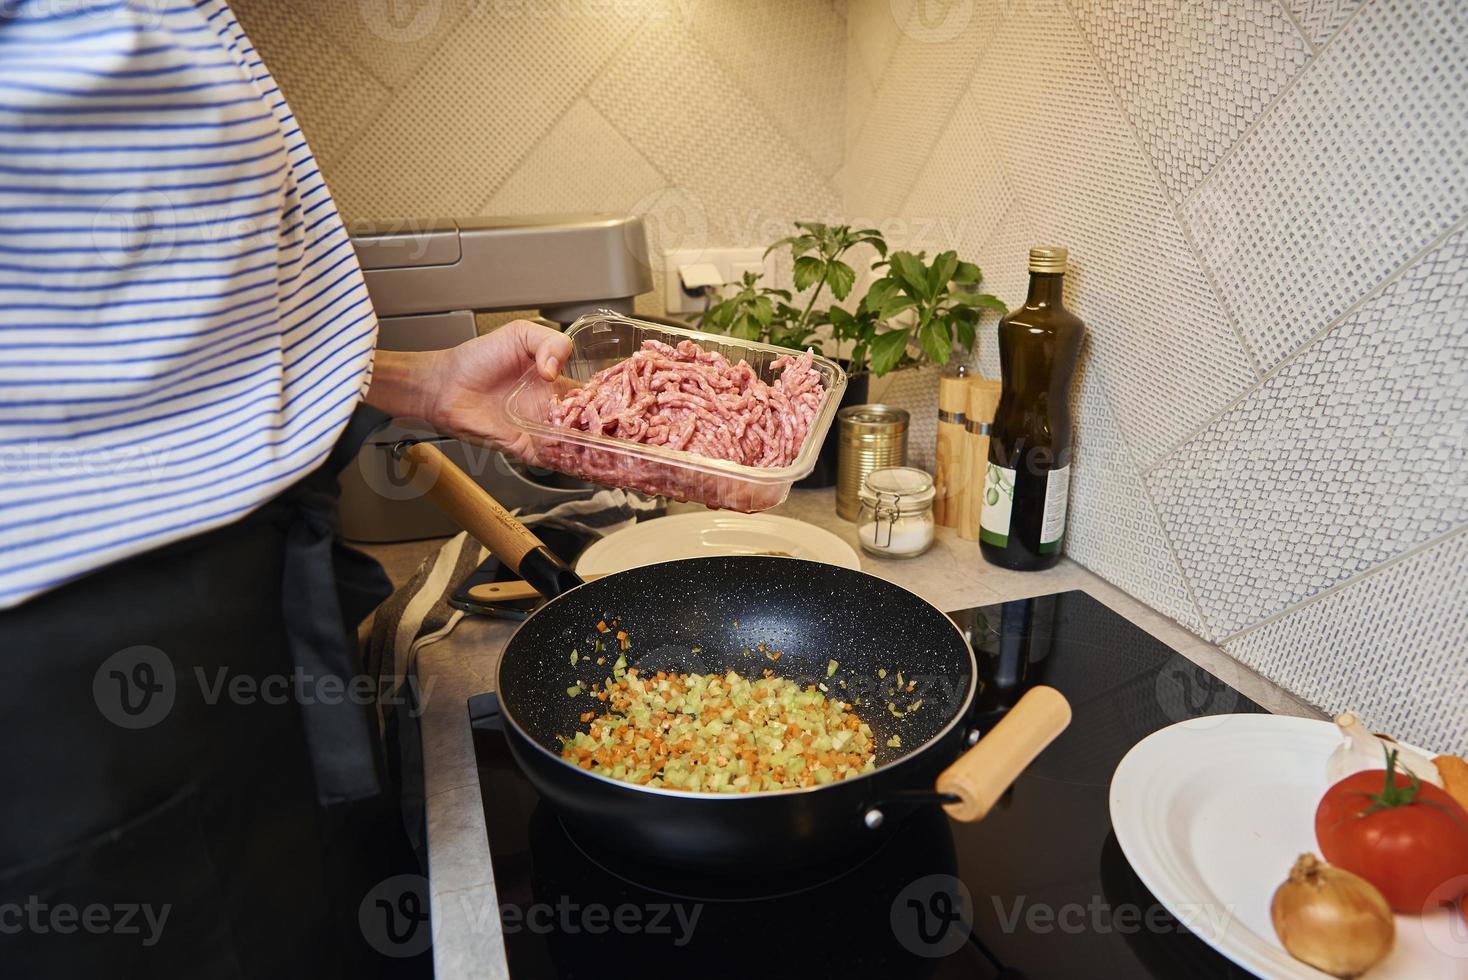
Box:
[662,248,771,315]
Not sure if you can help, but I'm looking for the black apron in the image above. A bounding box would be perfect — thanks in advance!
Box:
[0,407,418,979]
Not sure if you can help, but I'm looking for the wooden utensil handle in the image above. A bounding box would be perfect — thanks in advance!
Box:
[397,441,583,599]
[468,573,608,604]
[937,686,1071,822]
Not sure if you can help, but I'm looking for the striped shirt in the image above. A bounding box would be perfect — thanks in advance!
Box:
[0,0,377,608]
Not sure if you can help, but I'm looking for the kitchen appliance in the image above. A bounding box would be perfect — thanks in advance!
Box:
[470,589,1268,979]
[339,213,654,541]
[397,440,1070,871]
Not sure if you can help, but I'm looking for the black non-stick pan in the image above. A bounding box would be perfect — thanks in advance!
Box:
[400,441,1070,872]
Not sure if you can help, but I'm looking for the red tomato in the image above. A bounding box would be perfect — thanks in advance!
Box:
[1316,760,1468,913]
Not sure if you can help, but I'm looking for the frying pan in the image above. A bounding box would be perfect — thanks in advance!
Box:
[400,441,1070,872]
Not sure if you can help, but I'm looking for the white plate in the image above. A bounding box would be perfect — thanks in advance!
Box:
[575,511,862,576]
[1110,714,1465,979]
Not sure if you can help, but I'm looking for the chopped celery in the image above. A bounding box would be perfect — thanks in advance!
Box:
[886,734,902,749]
[567,685,582,697]
[827,659,839,677]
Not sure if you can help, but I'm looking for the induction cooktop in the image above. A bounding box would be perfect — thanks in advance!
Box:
[468,589,1264,979]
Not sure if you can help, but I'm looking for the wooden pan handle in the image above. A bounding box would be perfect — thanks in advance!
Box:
[937,686,1071,822]
[397,441,583,600]
[468,573,608,604]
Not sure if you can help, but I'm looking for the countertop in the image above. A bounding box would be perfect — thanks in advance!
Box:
[412,487,1321,979]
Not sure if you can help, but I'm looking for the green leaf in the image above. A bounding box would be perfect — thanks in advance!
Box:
[861,277,898,314]
[877,295,917,321]
[927,251,958,297]
[953,314,976,352]
[890,251,930,299]
[826,260,856,301]
[792,255,825,292]
[868,328,911,376]
[750,295,774,327]
[950,292,1008,313]
[730,312,762,341]
[918,316,952,365]
[849,342,868,374]
[952,260,981,285]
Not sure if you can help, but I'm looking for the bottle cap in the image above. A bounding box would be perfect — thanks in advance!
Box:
[1028,246,1068,274]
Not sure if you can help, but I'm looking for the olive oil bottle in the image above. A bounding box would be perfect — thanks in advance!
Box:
[980,247,1085,571]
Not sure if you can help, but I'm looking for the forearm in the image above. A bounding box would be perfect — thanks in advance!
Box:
[363,349,442,422]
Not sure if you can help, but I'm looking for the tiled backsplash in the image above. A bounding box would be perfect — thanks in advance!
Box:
[236,0,1465,750]
[851,0,1465,752]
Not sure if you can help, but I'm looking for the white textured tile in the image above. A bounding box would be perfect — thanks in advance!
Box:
[969,7,1258,467]
[302,0,478,89]
[1148,225,1468,636]
[1285,0,1368,45]
[1066,361,1206,634]
[894,89,1014,258]
[1226,529,1468,755]
[967,202,1036,380]
[232,0,390,186]
[844,0,1003,221]
[328,2,644,219]
[847,0,904,84]
[1070,0,1310,201]
[479,100,666,217]
[587,14,841,249]
[1183,0,1468,370]
[686,0,848,178]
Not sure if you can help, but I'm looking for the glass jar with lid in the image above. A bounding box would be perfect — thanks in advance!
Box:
[857,467,936,559]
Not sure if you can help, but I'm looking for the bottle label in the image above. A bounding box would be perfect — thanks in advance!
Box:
[979,463,1015,547]
[1039,464,1070,554]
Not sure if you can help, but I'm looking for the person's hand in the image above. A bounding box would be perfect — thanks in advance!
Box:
[366,319,572,462]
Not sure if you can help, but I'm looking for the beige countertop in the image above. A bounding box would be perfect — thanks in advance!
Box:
[413,487,1322,979]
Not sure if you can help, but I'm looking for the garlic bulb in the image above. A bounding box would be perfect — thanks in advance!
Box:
[1325,712,1442,787]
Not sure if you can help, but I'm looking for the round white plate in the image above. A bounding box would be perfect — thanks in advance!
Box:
[1110,714,1464,979]
[575,511,861,576]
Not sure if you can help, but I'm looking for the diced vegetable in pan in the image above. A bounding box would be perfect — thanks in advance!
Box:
[559,669,878,793]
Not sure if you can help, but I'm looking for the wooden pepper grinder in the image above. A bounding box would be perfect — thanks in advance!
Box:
[959,378,1003,541]
[933,367,971,527]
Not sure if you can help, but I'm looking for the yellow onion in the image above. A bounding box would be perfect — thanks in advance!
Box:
[1272,853,1394,977]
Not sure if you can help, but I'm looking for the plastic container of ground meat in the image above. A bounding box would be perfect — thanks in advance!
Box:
[504,311,847,512]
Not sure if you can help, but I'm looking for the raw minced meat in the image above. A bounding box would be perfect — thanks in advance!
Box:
[546,339,825,468]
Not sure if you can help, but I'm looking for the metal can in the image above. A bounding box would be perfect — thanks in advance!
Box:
[836,405,909,521]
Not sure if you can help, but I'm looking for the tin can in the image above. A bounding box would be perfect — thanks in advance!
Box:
[835,405,909,521]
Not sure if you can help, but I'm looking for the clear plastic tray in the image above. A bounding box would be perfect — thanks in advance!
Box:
[504,311,847,512]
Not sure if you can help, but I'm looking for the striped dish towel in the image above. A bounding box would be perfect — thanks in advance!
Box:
[364,489,661,857]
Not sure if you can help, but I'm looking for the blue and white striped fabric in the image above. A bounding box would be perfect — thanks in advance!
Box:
[0,0,376,608]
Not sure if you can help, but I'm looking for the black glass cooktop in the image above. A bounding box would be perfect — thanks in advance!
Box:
[469,590,1264,979]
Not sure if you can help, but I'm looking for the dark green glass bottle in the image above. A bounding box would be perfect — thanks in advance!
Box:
[979,247,1085,571]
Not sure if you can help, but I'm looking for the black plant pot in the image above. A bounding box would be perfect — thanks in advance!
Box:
[796,365,870,489]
